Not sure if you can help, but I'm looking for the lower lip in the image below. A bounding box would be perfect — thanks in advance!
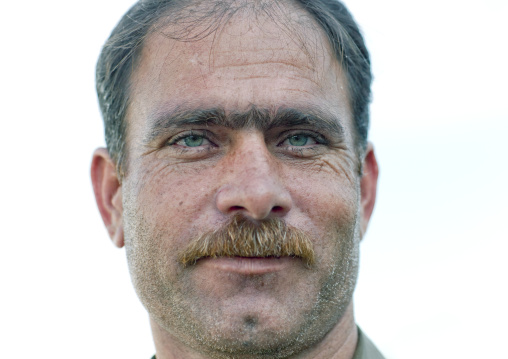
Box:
[197,256,296,275]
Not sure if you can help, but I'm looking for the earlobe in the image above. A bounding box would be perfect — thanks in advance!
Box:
[359,143,379,238]
[91,148,125,248]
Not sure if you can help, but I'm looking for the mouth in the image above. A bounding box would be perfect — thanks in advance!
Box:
[196,256,300,275]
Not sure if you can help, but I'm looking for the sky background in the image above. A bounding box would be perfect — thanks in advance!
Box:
[1,0,507,358]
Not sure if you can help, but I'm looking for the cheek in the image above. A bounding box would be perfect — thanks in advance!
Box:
[286,156,360,218]
[283,158,360,257]
[125,160,220,245]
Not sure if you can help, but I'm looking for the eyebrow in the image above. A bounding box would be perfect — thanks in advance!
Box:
[145,105,345,143]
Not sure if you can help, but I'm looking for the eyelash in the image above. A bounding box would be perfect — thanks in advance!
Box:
[167,131,215,147]
[277,131,327,147]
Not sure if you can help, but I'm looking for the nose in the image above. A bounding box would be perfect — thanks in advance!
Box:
[215,134,292,220]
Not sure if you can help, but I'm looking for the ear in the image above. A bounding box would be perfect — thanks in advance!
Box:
[91,148,124,248]
[359,142,379,238]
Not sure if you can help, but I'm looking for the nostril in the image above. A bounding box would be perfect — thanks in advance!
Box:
[230,205,244,212]
[271,206,284,213]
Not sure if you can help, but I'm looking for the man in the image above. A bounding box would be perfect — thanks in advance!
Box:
[91,0,382,358]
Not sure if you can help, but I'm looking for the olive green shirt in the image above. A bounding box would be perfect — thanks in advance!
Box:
[353,328,386,359]
[151,327,385,359]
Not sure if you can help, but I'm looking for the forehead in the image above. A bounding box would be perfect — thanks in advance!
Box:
[127,2,351,132]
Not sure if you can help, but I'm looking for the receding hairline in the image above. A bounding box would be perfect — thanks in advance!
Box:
[130,0,345,84]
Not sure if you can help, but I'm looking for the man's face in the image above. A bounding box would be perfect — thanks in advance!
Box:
[114,7,374,357]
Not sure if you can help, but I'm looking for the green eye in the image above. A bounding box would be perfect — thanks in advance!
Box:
[183,135,204,147]
[288,134,309,146]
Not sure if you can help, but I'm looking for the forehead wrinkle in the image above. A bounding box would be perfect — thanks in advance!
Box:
[165,0,333,76]
[210,59,313,73]
[144,105,345,143]
[131,1,345,113]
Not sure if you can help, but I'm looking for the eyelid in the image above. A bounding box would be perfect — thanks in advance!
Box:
[166,130,214,146]
[277,130,328,146]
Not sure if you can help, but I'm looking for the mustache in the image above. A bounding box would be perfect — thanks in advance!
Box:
[178,215,315,268]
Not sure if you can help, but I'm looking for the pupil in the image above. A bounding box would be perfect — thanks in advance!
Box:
[290,135,308,146]
[185,135,203,147]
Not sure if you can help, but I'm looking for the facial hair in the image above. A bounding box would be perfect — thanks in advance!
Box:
[123,198,360,359]
[178,215,315,267]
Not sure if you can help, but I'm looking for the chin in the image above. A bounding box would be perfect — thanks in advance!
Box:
[149,281,353,359]
[170,314,315,359]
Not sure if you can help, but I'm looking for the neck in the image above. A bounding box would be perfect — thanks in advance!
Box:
[150,304,358,359]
